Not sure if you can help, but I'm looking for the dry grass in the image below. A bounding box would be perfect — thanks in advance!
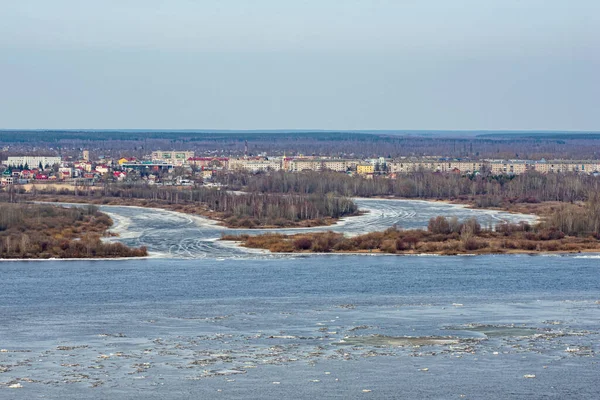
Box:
[221,224,600,255]
[0,202,147,259]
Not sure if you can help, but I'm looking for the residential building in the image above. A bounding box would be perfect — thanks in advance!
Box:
[4,156,61,168]
[95,165,110,174]
[322,159,360,172]
[58,167,73,179]
[357,163,375,175]
[151,151,194,166]
[229,158,281,172]
[188,157,229,169]
[289,159,322,172]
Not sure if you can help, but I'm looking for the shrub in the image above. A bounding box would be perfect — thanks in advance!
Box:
[269,242,295,252]
[428,216,451,234]
[293,237,313,250]
[311,236,333,252]
[463,238,486,251]
[538,228,565,241]
[403,235,420,249]
[461,218,481,235]
[380,239,397,253]
[420,242,440,252]
[524,232,539,240]
[542,241,560,251]
[395,239,410,251]
[333,240,355,251]
[518,240,538,251]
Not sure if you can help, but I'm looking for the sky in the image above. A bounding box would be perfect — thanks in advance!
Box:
[0,0,598,131]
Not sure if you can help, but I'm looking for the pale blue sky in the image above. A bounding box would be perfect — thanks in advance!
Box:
[1,0,598,130]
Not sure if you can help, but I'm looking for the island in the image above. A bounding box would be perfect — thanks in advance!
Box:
[221,211,600,255]
[22,190,360,229]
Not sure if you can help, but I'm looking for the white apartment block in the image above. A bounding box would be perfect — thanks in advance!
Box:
[531,161,600,174]
[4,156,62,168]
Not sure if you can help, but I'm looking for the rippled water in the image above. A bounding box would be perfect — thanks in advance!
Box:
[1,201,598,399]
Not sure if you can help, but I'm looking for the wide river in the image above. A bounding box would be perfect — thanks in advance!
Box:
[0,199,598,399]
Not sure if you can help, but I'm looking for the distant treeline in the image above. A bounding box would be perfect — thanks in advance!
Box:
[215,170,600,205]
[0,202,147,259]
[2,130,600,159]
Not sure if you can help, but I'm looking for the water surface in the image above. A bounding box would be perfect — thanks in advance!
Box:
[0,201,597,399]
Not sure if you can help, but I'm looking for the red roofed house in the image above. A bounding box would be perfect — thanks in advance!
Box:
[113,171,126,181]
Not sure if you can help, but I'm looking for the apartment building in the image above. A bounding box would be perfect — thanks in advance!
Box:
[4,156,62,168]
[289,159,322,172]
[532,161,600,174]
[151,151,194,166]
[388,160,438,173]
[357,163,375,175]
[229,158,281,172]
[187,157,229,169]
[322,159,360,172]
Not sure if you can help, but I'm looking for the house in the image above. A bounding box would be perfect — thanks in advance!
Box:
[58,167,73,179]
[74,161,93,172]
[95,165,110,174]
[113,171,126,181]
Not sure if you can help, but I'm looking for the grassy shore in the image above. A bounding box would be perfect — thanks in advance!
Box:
[0,202,147,259]
[221,222,600,256]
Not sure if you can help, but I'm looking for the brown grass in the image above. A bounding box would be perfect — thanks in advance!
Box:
[221,224,600,255]
[0,203,147,259]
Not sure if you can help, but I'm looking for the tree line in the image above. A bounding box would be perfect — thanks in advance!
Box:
[3,130,600,160]
[21,185,359,228]
[214,170,600,204]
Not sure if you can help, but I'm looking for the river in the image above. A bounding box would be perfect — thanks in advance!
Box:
[0,199,598,399]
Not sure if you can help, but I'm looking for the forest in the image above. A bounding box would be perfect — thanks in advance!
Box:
[215,169,599,205]
[2,130,600,160]
[214,169,600,236]
[15,185,359,228]
[0,202,147,259]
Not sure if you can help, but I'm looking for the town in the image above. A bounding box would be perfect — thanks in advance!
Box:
[2,147,600,188]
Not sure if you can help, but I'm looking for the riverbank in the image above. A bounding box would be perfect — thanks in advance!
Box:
[221,224,600,256]
[0,202,147,259]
